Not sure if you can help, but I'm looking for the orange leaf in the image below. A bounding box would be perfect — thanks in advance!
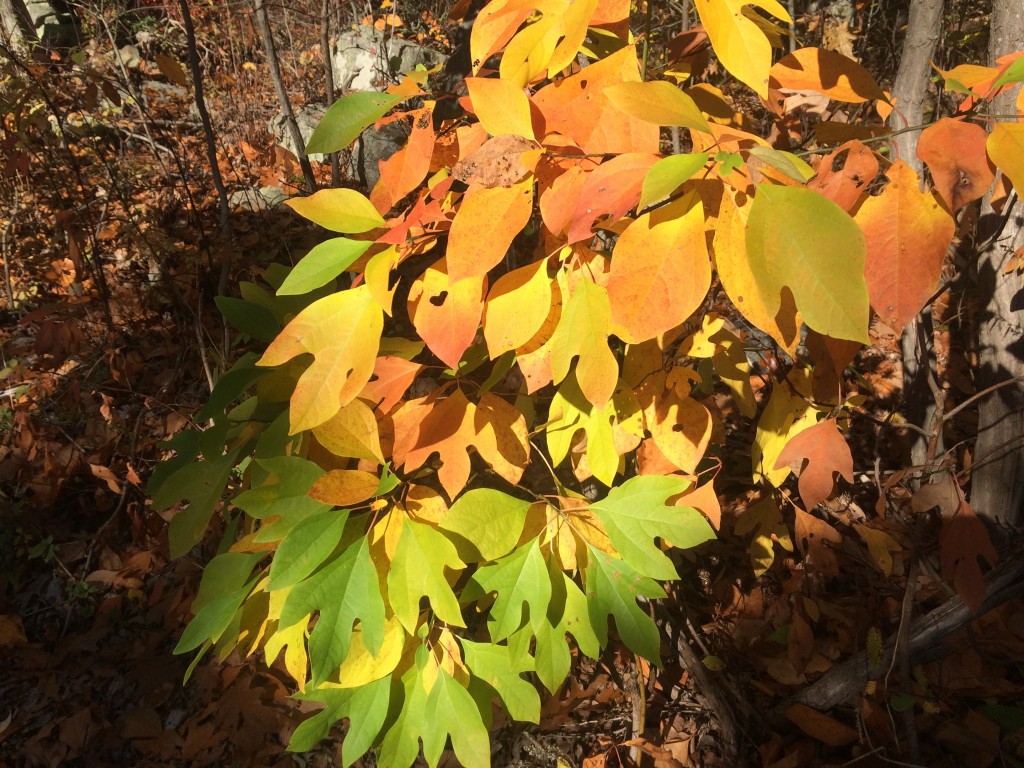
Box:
[793,506,841,579]
[394,389,529,498]
[987,122,1024,199]
[309,469,381,506]
[770,47,886,103]
[856,160,954,333]
[446,178,534,281]
[917,118,994,211]
[370,106,435,214]
[566,153,660,243]
[774,418,853,511]
[608,191,710,343]
[361,356,425,414]
[784,703,859,747]
[532,45,660,155]
[807,140,879,212]
[408,258,487,369]
[539,164,586,236]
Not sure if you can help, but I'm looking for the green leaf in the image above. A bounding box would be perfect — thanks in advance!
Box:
[290,677,391,763]
[154,448,239,558]
[215,296,280,343]
[175,552,263,653]
[280,539,386,686]
[306,91,405,155]
[233,456,330,522]
[994,57,1024,88]
[461,638,540,723]
[590,475,715,579]
[196,353,264,421]
[269,508,349,590]
[422,670,492,768]
[278,237,372,296]
[378,666,429,768]
[468,540,552,642]
[388,519,466,631]
[586,547,666,663]
[746,183,869,343]
[439,489,531,562]
[286,189,385,234]
[638,152,710,210]
[747,147,815,183]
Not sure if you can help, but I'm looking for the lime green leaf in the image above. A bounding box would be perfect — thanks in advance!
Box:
[534,574,600,693]
[994,57,1024,88]
[280,539,386,686]
[586,548,666,662]
[175,590,248,653]
[746,184,869,343]
[290,677,391,762]
[286,189,386,233]
[233,456,329,521]
[378,666,429,768]
[469,540,552,642]
[278,238,373,295]
[422,670,491,768]
[269,509,349,590]
[388,519,466,631]
[175,551,265,652]
[590,475,715,579]
[638,152,710,210]
[605,81,711,133]
[461,638,540,723]
[439,489,531,562]
[215,296,280,342]
[306,91,405,155]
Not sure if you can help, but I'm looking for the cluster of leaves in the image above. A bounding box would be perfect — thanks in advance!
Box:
[148,0,1024,765]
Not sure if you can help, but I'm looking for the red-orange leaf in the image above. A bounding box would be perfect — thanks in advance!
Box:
[608,191,710,343]
[855,160,954,333]
[408,258,487,369]
[447,178,534,281]
[917,118,994,211]
[775,418,853,511]
[361,356,425,414]
[566,153,660,243]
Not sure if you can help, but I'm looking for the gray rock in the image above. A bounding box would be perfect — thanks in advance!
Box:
[346,119,409,191]
[332,27,445,92]
[268,104,327,163]
[228,185,287,211]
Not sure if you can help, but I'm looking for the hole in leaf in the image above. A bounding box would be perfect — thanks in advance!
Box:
[430,291,448,307]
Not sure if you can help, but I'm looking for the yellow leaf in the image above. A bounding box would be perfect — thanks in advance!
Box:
[309,469,381,506]
[484,258,553,357]
[752,369,821,486]
[312,397,385,463]
[692,0,791,99]
[734,496,792,576]
[334,614,407,687]
[285,188,385,233]
[258,285,383,433]
[988,122,1024,199]
[265,617,309,690]
[854,525,903,578]
[500,15,560,86]
[465,77,536,139]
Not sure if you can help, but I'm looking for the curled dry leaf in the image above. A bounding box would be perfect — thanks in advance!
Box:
[452,134,537,188]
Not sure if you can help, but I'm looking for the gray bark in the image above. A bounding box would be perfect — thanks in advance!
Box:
[972,2,1024,526]
[888,0,945,472]
[0,0,34,50]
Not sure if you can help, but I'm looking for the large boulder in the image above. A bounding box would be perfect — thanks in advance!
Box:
[332,27,445,92]
[268,104,327,163]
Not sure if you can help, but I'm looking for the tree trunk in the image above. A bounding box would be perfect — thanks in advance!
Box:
[253,0,317,193]
[0,0,34,50]
[971,2,1024,527]
[888,0,945,471]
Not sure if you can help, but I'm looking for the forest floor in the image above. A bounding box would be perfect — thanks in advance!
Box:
[2,2,1024,767]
